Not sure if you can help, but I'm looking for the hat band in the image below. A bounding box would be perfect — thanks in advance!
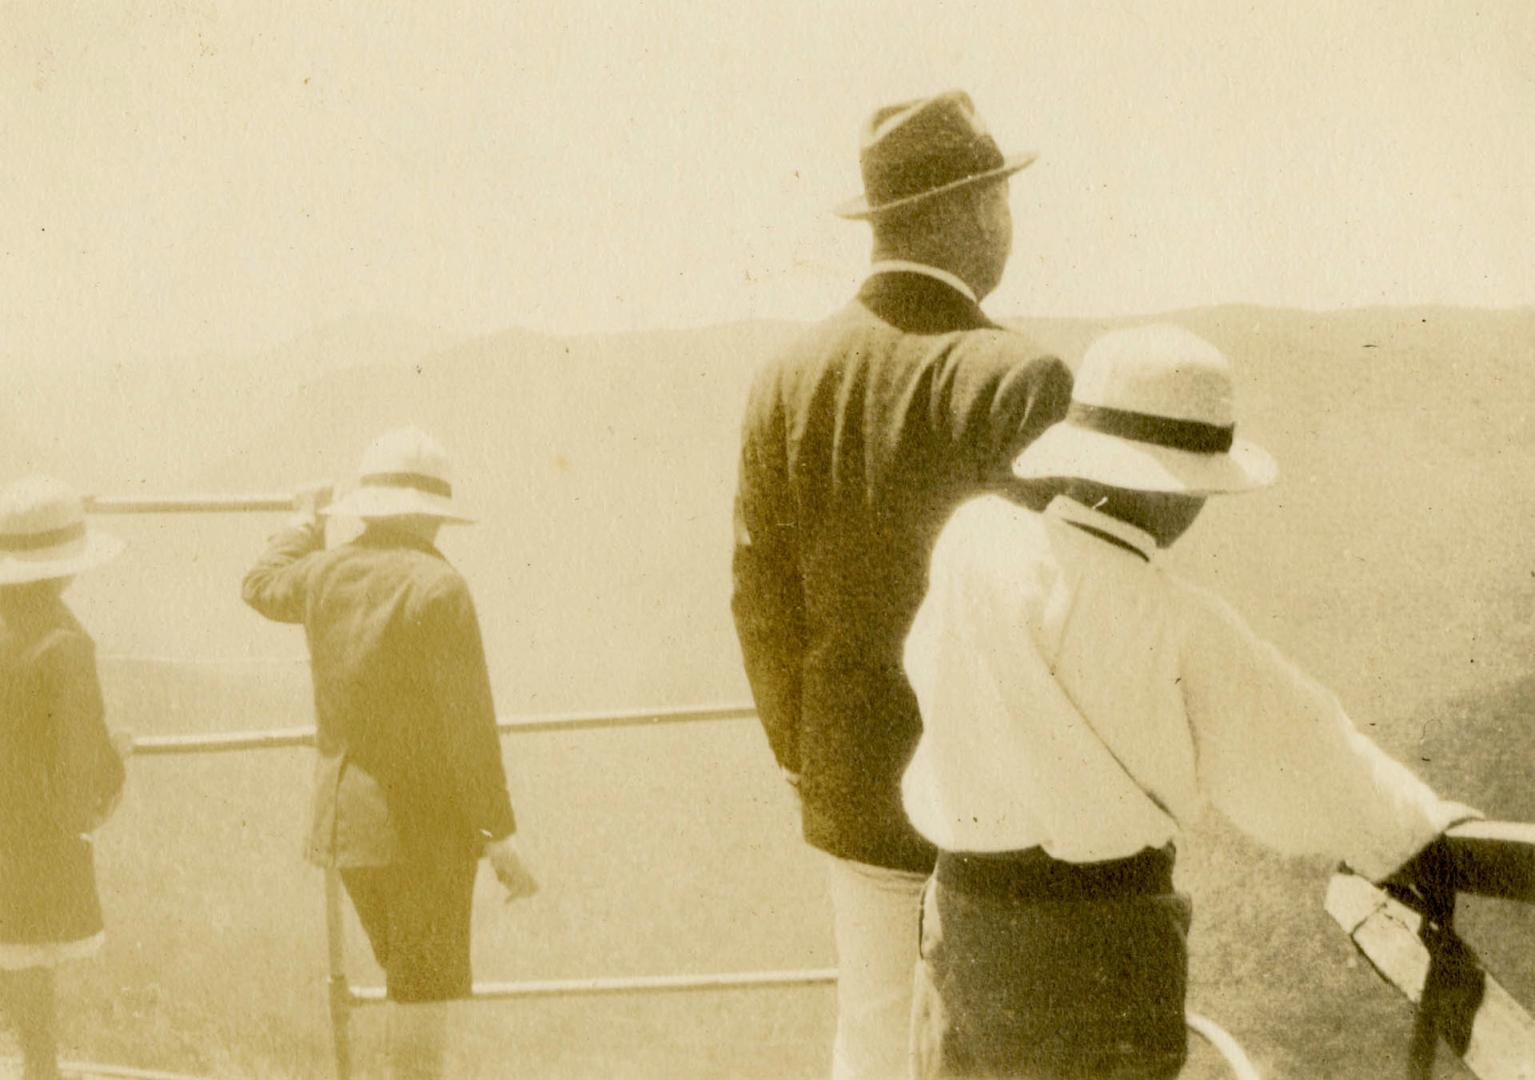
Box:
[1068,403,1234,454]
[360,472,452,499]
[0,521,86,552]
[863,136,1005,208]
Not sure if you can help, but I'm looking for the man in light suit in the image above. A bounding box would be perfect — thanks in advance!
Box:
[731,91,1072,1079]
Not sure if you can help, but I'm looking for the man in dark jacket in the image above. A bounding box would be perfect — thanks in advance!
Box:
[243,427,535,1080]
[731,91,1072,1079]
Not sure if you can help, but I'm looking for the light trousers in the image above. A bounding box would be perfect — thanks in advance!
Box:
[825,854,928,1080]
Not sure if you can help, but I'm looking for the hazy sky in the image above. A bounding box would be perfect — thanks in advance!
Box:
[3,1,1532,363]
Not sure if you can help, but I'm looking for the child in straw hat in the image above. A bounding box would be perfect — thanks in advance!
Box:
[0,475,131,1080]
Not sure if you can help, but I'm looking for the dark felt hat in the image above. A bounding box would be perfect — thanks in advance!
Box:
[834,90,1037,220]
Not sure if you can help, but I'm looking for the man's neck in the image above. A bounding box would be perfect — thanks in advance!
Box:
[865,259,980,305]
[361,519,442,551]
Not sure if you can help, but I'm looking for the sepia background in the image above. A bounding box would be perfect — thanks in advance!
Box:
[4,2,1534,1077]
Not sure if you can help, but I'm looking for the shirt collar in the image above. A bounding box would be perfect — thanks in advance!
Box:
[865,260,979,305]
[1045,495,1159,563]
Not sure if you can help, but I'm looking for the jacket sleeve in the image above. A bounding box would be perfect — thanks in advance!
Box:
[940,335,1073,485]
[241,521,325,623]
[730,377,807,775]
[1180,586,1472,880]
[986,353,1074,467]
[42,631,125,835]
[419,579,517,842]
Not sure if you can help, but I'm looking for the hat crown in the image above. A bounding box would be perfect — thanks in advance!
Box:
[0,475,85,539]
[1073,326,1236,428]
[358,426,453,487]
[856,90,1007,211]
[862,90,989,152]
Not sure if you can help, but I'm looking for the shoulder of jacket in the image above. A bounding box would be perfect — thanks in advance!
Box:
[32,620,96,671]
[950,323,1058,365]
[752,310,856,383]
[414,560,473,610]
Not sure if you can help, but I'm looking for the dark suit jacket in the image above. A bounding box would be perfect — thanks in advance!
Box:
[242,522,516,867]
[731,270,1072,872]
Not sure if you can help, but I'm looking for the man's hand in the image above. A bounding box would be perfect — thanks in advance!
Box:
[288,481,334,527]
[1378,835,1457,922]
[485,835,539,901]
[782,766,803,813]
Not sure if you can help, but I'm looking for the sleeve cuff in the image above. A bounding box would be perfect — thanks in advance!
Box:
[477,804,517,843]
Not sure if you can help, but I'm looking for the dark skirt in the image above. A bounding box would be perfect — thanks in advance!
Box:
[0,834,106,949]
[913,846,1192,1079]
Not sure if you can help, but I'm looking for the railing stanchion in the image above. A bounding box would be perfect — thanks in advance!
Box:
[324,867,355,1080]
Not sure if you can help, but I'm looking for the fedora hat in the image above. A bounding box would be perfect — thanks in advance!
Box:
[322,426,475,524]
[1012,325,1278,495]
[834,90,1037,220]
[0,475,123,586]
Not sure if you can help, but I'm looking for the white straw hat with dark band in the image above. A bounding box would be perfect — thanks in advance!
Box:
[1012,325,1278,495]
[0,475,123,585]
[322,426,475,524]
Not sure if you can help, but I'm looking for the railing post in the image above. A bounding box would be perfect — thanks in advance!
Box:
[324,867,354,1080]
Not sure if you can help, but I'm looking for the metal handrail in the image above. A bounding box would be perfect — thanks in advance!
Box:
[128,703,759,757]
[127,700,1258,1080]
[0,1061,205,1080]
[346,968,841,1003]
[71,493,1258,1078]
[1186,1013,1262,1080]
[85,494,295,515]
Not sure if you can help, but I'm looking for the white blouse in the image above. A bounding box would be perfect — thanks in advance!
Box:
[901,495,1465,879]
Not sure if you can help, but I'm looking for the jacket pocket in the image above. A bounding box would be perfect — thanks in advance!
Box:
[308,755,399,867]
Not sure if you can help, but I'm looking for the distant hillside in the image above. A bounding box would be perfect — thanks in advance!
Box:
[29,303,1534,727]
[196,319,807,710]
[187,305,1535,724]
[4,314,455,491]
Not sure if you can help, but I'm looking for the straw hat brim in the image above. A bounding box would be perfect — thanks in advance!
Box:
[0,530,124,586]
[321,487,475,525]
[1012,423,1278,495]
[834,152,1039,220]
